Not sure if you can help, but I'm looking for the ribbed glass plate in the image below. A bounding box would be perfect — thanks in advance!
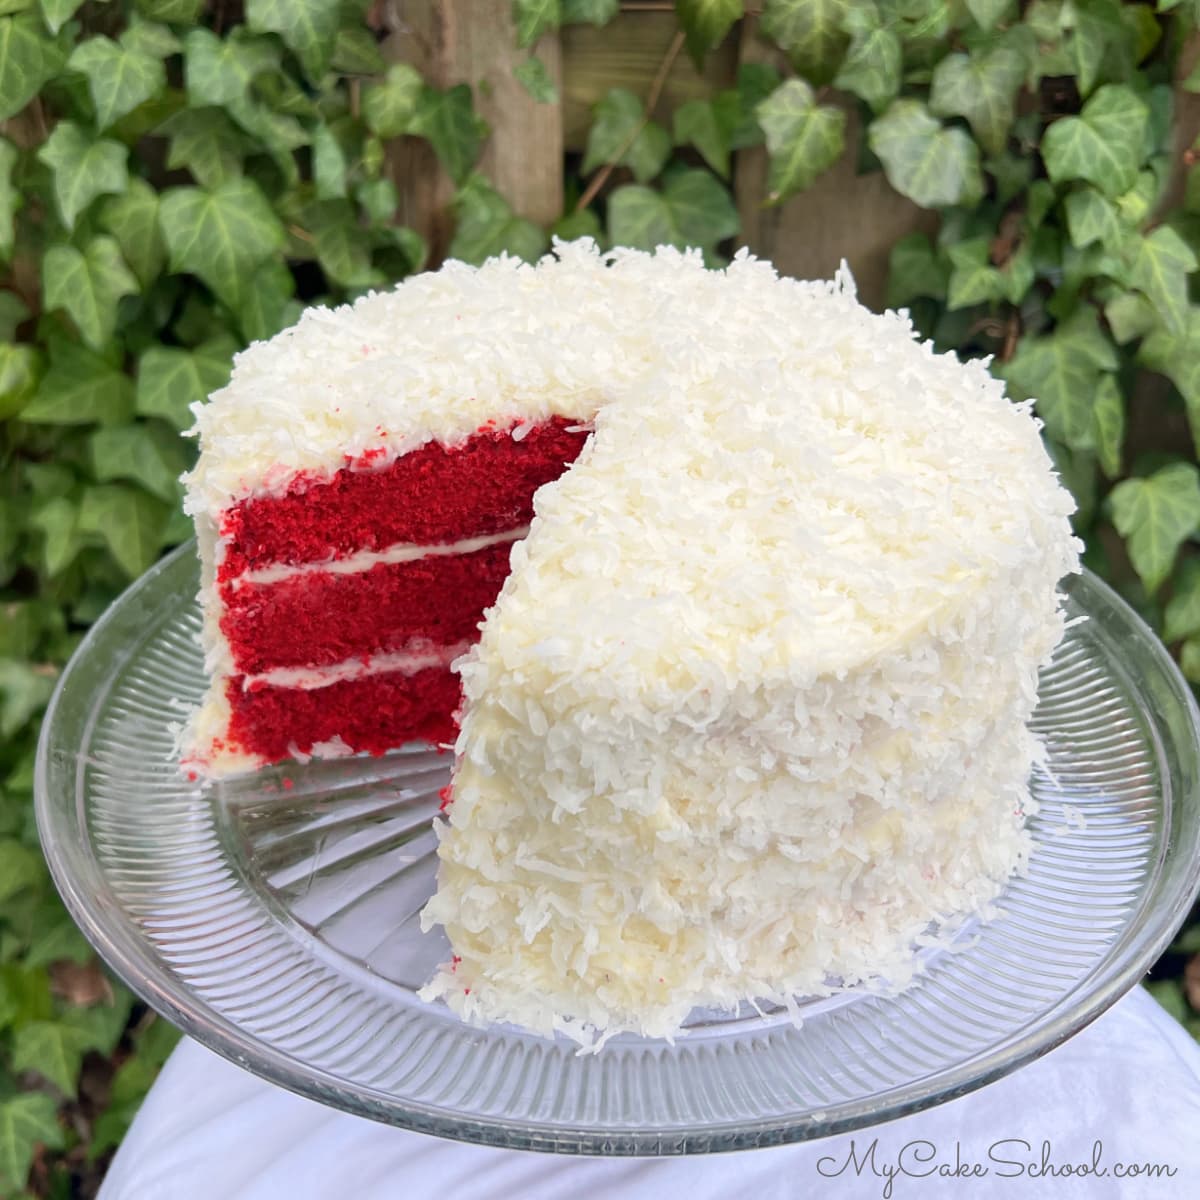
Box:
[35,543,1200,1154]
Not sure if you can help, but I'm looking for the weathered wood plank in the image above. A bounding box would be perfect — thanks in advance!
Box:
[382,0,564,264]
[561,12,738,150]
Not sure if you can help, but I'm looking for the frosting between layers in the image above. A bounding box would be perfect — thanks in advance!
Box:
[243,640,470,691]
[229,527,529,588]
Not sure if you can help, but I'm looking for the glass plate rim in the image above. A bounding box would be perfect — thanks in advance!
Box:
[33,543,1200,1154]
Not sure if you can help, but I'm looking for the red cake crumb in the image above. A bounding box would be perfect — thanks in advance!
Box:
[220,539,514,674]
[218,418,588,580]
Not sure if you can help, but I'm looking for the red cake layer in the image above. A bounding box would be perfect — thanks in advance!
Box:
[221,540,514,674]
[225,666,461,763]
[218,417,589,581]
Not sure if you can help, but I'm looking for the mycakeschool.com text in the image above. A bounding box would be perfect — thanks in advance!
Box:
[814,1137,1179,1197]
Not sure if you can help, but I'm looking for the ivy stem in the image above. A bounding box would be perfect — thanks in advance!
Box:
[574,30,685,214]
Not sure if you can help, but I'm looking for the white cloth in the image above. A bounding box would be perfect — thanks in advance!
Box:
[101,986,1200,1200]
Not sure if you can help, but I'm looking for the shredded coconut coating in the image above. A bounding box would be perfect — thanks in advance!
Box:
[414,247,1079,1046]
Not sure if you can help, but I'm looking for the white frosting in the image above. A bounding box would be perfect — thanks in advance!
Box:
[243,640,470,691]
[231,528,528,588]
[184,242,1080,1041]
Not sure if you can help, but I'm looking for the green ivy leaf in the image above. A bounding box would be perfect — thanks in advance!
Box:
[1140,308,1200,450]
[1092,371,1124,479]
[676,0,742,66]
[11,1019,95,1097]
[89,422,186,503]
[42,237,139,351]
[312,123,348,200]
[1000,311,1117,451]
[307,199,383,288]
[834,20,901,113]
[159,178,285,308]
[39,0,83,35]
[100,178,166,289]
[36,122,129,231]
[374,224,426,275]
[755,80,845,203]
[1069,0,1125,96]
[23,906,90,969]
[332,28,385,76]
[887,232,949,307]
[119,16,181,59]
[410,84,488,185]
[1042,84,1149,197]
[65,991,135,1058]
[1182,637,1200,682]
[226,98,306,185]
[77,483,168,579]
[363,63,422,138]
[245,0,337,82]
[607,169,738,252]
[514,56,558,105]
[449,174,548,265]
[1105,290,1157,344]
[551,208,601,243]
[0,138,18,262]
[728,62,779,150]
[513,0,560,48]
[0,1093,62,1196]
[0,662,56,738]
[136,336,236,430]
[135,0,203,18]
[357,179,398,225]
[68,35,165,131]
[561,0,617,24]
[868,100,982,209]
[183,27,279,108]
[22,340,134,426]
[0,291,28,341]
[157,108,248,189]
[582,88,671,184]
[1110,462,1200,594]
[1127,226,1198,336]
[237,260,297,343]
[1116,168,1159,226]
[673,98,732,178]
[1063,186,1120,250]
[0,838,43,901]
[0,343,40,420]
[760,0,849,86]
[929,47,1024,156]
[0,14,66,121]
[946,236,1004,309]
[1165,559,1200,642]
[966,0,1013,31]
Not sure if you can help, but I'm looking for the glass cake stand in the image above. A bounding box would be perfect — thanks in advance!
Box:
[35,542,1200,1154]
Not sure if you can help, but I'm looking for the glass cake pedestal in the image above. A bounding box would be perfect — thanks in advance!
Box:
[34,543,1200,1154]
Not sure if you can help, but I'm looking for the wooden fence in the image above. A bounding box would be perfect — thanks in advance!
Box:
[381,3,1200,312]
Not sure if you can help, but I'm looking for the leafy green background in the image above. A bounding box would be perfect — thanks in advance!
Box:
[2,0,1200,1193]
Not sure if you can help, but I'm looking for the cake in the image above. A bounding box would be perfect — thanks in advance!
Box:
[182,241,1080,1045]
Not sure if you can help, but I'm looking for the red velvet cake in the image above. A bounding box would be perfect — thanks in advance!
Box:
[184,416,588,775]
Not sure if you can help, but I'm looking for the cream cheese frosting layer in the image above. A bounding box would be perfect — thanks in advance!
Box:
[242,641,471,691]
[229,528,529,588]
